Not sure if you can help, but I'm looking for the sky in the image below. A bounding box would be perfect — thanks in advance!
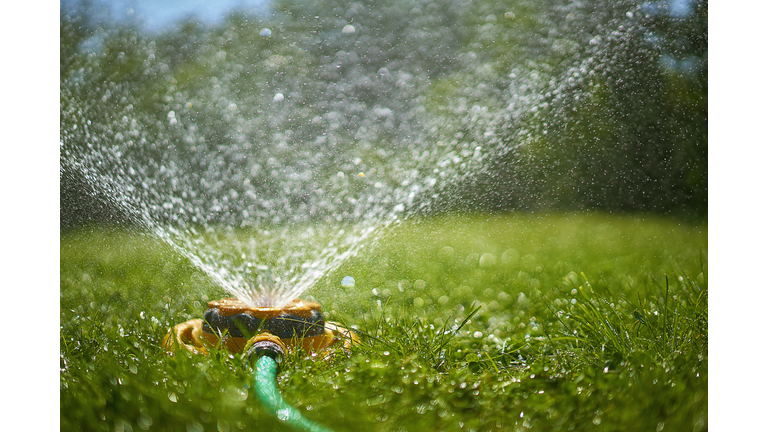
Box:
[67,0,270,32]
[59,0,702,35]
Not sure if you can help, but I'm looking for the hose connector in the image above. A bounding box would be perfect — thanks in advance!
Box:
[244,333,287,365]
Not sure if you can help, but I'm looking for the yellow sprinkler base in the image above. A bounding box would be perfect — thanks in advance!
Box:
[163,298,358,357]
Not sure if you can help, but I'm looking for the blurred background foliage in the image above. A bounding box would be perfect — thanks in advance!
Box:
[60,0,707,229]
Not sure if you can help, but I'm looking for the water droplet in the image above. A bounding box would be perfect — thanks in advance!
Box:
[273,93,284,102]
[137,409,153,429]
[216,419,230,432]
[187,420,204,432]
[341,276,355,288]
[479,253,497,268]
[473,331,483,339]
[397,280,411,291]
[438,246,455,261]
[259,28,272,37]
[276,408,292,421]
[342,25,355,34]
[224,386,248,401]
[501,249,520,265]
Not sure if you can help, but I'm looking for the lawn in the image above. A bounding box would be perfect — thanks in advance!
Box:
[60,212,707,431]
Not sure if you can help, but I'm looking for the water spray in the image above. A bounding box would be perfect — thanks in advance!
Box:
[164,297,357,432]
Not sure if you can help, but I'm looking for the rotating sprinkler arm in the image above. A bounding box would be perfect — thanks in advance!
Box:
[245,334,334,432]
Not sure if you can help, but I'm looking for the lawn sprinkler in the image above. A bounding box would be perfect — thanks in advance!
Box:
[163,297,358,359]
[164,297,356,432]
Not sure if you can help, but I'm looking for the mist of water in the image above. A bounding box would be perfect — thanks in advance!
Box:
[61,0,684,307]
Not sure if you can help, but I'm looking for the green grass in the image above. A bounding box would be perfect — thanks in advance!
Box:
[61,212,707,431]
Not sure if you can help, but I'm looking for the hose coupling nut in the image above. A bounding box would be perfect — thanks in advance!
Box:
[245,333,287,364]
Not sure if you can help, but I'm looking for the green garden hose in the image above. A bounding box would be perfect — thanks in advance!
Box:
[252,354,334,432]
